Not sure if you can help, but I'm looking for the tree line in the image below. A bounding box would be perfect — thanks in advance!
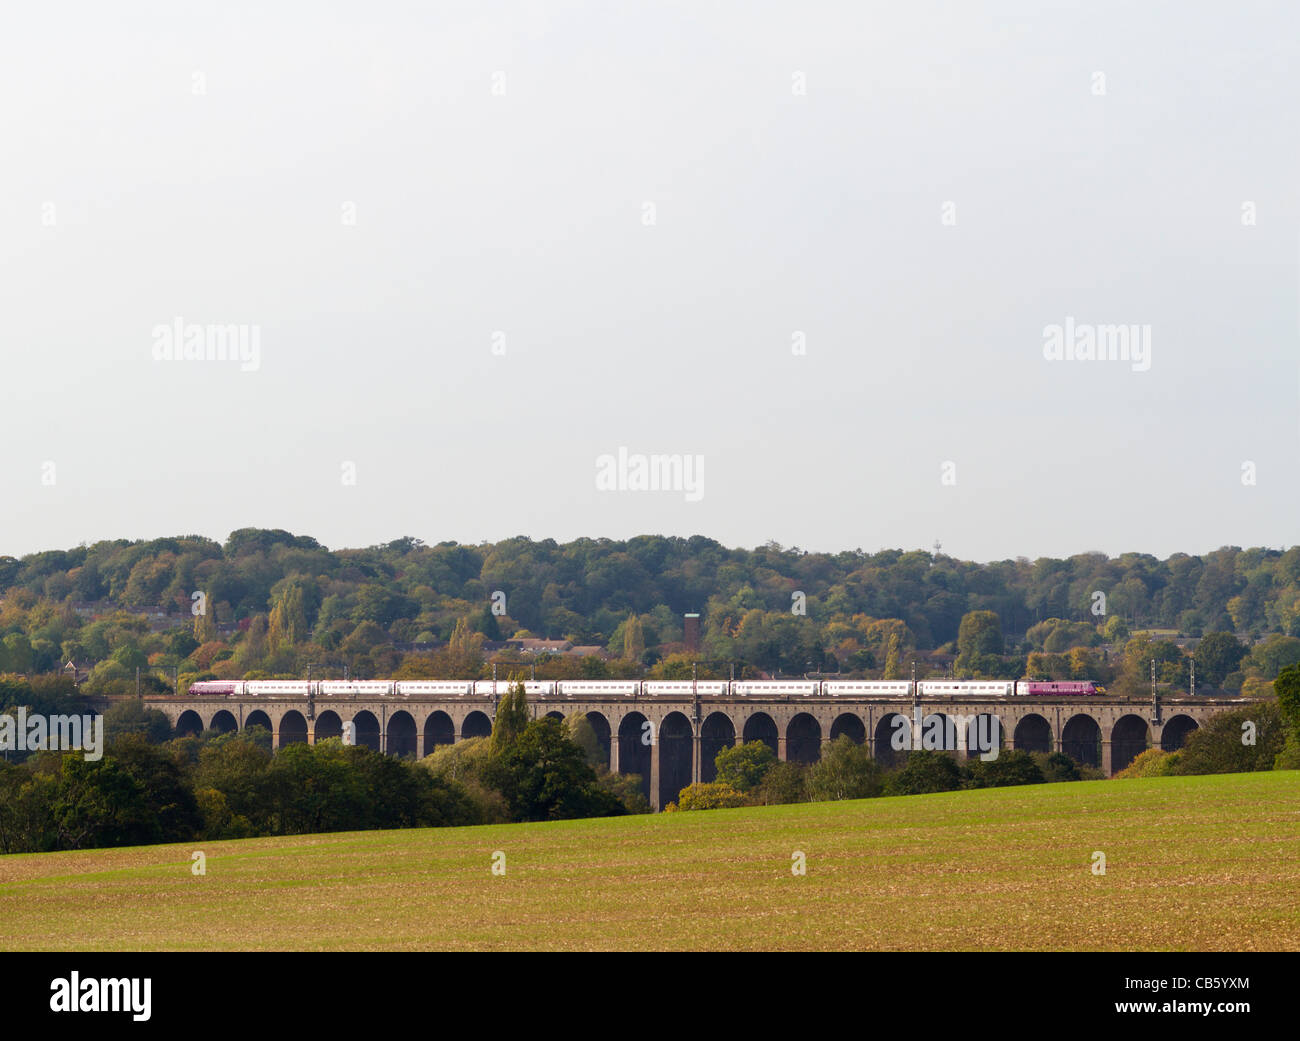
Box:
[2,530,1299,698]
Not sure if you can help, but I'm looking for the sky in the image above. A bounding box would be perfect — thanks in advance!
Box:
[1,1,1297,563]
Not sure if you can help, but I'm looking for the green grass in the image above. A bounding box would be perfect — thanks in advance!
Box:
[2,772,1298,950]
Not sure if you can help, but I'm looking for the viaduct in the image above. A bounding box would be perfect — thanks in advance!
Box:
[146,692,1251,810]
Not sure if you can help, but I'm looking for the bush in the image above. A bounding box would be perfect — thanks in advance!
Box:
[1169,703,1286,775]
[966,748,1044,788]
[1113,747,1180,779]
[885,751,965,795]
[675,782,748,810]
[1033,751,1080,783]
[751,761,809,805]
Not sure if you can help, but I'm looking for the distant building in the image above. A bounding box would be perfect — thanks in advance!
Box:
[684,613,701,652]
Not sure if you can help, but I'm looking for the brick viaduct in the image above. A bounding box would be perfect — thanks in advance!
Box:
[148,692,1250,810]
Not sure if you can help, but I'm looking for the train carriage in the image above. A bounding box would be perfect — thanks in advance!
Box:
[641,680,728,696]
[393,681,474,697]
[916,680,1015,697]
[820,680,912,697]
[554,680,641,697]
[318,681,395,697]
[731,680,819,697]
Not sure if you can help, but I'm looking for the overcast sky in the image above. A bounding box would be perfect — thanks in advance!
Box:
[2,1,1297,562]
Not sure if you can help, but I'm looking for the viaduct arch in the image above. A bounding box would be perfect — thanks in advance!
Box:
[142,693,1249,810]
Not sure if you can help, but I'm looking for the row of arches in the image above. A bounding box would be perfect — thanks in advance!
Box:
[174,708,1202,804]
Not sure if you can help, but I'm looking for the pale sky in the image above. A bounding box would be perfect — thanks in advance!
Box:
[2,1,1297,562]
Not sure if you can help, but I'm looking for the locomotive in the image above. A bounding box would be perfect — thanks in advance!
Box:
[186,678,1101,697]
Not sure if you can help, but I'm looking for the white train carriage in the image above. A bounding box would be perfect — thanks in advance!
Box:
[916,680,1015,697]
[640,680,728,696]
[472,680,558,697]
[244,680,314,697]
[318,680,396,697]
[820,681,913,697]
[553,680,642,697]
[393,681,475,697]
[731,680,820,697]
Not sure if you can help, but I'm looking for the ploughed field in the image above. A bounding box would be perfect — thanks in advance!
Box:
[1,772,1296,951]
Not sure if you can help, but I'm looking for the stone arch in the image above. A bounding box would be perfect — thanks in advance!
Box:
[742,713,778,756]
[314,710,343,743]
[353,710,381,753]
[175,710,203,738]
[963,712,1003,759]
[579,711,612,770]
[279,710,308,748]
[424,711,455,752]
[1111,714,1151,774]
[786,713,822,764]
[830,713,866,745]
[917,712,955,754]
[659,712,694,808]
[1161,714,1199,752]
[618,712,651,804]
[387,710,417,758]
[874,712,911,768]
[1061,714,1101,768]
[210,710,237,734]
[699,712,736,783]
[1013,714,1052,755]
[462,711,492,740]
[544,710,565,722]
[244,710,272,736]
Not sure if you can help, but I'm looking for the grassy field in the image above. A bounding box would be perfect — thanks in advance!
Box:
[1,772,1297,951]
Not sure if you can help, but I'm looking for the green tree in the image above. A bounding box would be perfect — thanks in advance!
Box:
[103,702,172,745]
[492,679,531,753]
[955,611,1003,677]
[622,614,645,663]
[885,750,964,795]
[1271,662,1300,733]
[1194,632,1247,689]
[752,761,808,805]
[806,736,883,801]
[482,718,624,822]
[1171,703,1286,775]
[713,740,777,793]
[966,749,1044,788]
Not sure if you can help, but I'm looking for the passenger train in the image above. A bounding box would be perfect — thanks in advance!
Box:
[186,678,1102,698]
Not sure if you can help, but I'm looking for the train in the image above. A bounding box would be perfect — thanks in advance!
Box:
[186,678,1102,698]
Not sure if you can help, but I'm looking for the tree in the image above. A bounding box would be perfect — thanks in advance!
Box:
[565,713,605,769]
[806,736,883,801]
[1171,703,1286,775]
[103,702,172,745]
[955,611,1003,677]
[1273,663,1300,734]
[966,749,1044,788]
[622,614,645,663]
[883,633,902,680]
[492,679,531,753]
[885,751,964,795]
[752,761,808,805]
[713,741,777,793]
[1194,632,1247,689]
[482,718,623,822]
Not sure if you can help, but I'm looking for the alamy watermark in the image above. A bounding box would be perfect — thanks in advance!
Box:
[0,709,103,761]
[151,317,261,371]
[1043,317,1151,372]
[891,708,1001,761]
[595,447,704,503]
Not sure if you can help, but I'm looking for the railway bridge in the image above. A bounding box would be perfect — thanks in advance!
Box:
[147,693,1252,810]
